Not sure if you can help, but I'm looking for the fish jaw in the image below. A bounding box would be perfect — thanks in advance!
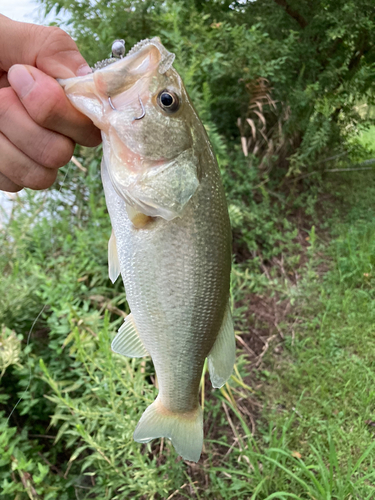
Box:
[58,37,175,135]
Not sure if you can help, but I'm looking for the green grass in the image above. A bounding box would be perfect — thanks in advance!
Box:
[251,171,375,498]
[358,125,375,153]
[2,160,375,498]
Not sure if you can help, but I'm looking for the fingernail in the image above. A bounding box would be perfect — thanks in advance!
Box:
[76,64,92,76]
[8,65,35,99]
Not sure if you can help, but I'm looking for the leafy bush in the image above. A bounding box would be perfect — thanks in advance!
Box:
[41,0,375,174]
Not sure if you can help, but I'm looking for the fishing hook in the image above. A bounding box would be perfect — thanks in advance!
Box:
[133,95,146,121]
[108,96,116,110]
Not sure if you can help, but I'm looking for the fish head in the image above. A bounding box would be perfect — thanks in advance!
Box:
[60,38,203,220]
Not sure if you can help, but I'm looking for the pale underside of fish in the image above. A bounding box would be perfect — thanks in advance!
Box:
[59,37,235,462]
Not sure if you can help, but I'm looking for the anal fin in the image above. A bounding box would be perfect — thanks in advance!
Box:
[108,230,120,283]
[111,313,148,358]
[207,302,236,388]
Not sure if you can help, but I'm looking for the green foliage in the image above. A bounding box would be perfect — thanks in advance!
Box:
[2,1,375,498]
[41,0,375,174]
[213,406,375,500]
[257,172,375,499]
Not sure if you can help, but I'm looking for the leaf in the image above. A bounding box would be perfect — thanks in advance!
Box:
[68,445,88,463]
[241,137,248,157]
[252,109,267,128]
[246,118,257,140]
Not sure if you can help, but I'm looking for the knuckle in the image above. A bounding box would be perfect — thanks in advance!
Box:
[0,88,17,120]
[32,87,63,126]
[44,26,74,47]
[33,25,72,48]
[34,26,78,63]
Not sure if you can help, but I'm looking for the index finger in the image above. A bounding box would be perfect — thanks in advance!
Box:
[0,14,91,78]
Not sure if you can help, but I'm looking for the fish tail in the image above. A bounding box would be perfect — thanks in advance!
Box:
[133,397,203,462]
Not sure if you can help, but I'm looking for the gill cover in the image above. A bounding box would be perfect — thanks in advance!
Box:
[59,38,199,221]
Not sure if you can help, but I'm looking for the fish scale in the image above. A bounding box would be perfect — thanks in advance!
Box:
[59,37,235,462]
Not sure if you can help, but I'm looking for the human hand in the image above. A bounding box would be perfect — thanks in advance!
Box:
[0,14,101,192]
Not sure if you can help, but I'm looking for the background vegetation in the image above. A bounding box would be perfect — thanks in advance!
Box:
[1,0,375,498]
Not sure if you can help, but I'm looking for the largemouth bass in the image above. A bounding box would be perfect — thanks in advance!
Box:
[59,38,235,462]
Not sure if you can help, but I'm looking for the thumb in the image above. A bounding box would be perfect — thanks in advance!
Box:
[0,14,91,78]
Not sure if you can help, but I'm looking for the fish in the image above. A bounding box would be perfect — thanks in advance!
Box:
[59,37,235,462]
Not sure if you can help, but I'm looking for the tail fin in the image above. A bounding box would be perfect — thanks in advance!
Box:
[133,397,203,462]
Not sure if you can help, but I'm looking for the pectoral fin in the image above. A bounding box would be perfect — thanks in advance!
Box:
[108,230,121,283]
[126,204,152,228]
[111,313,148,358]
[207,302,236,388]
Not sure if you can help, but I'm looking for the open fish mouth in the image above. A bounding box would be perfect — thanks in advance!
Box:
[90,37,175,105]
[58,37,176,126]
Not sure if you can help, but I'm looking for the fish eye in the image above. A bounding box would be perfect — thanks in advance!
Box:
[157,90,180,113]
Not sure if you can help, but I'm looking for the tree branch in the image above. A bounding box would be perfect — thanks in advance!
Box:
[273,0,308,29]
